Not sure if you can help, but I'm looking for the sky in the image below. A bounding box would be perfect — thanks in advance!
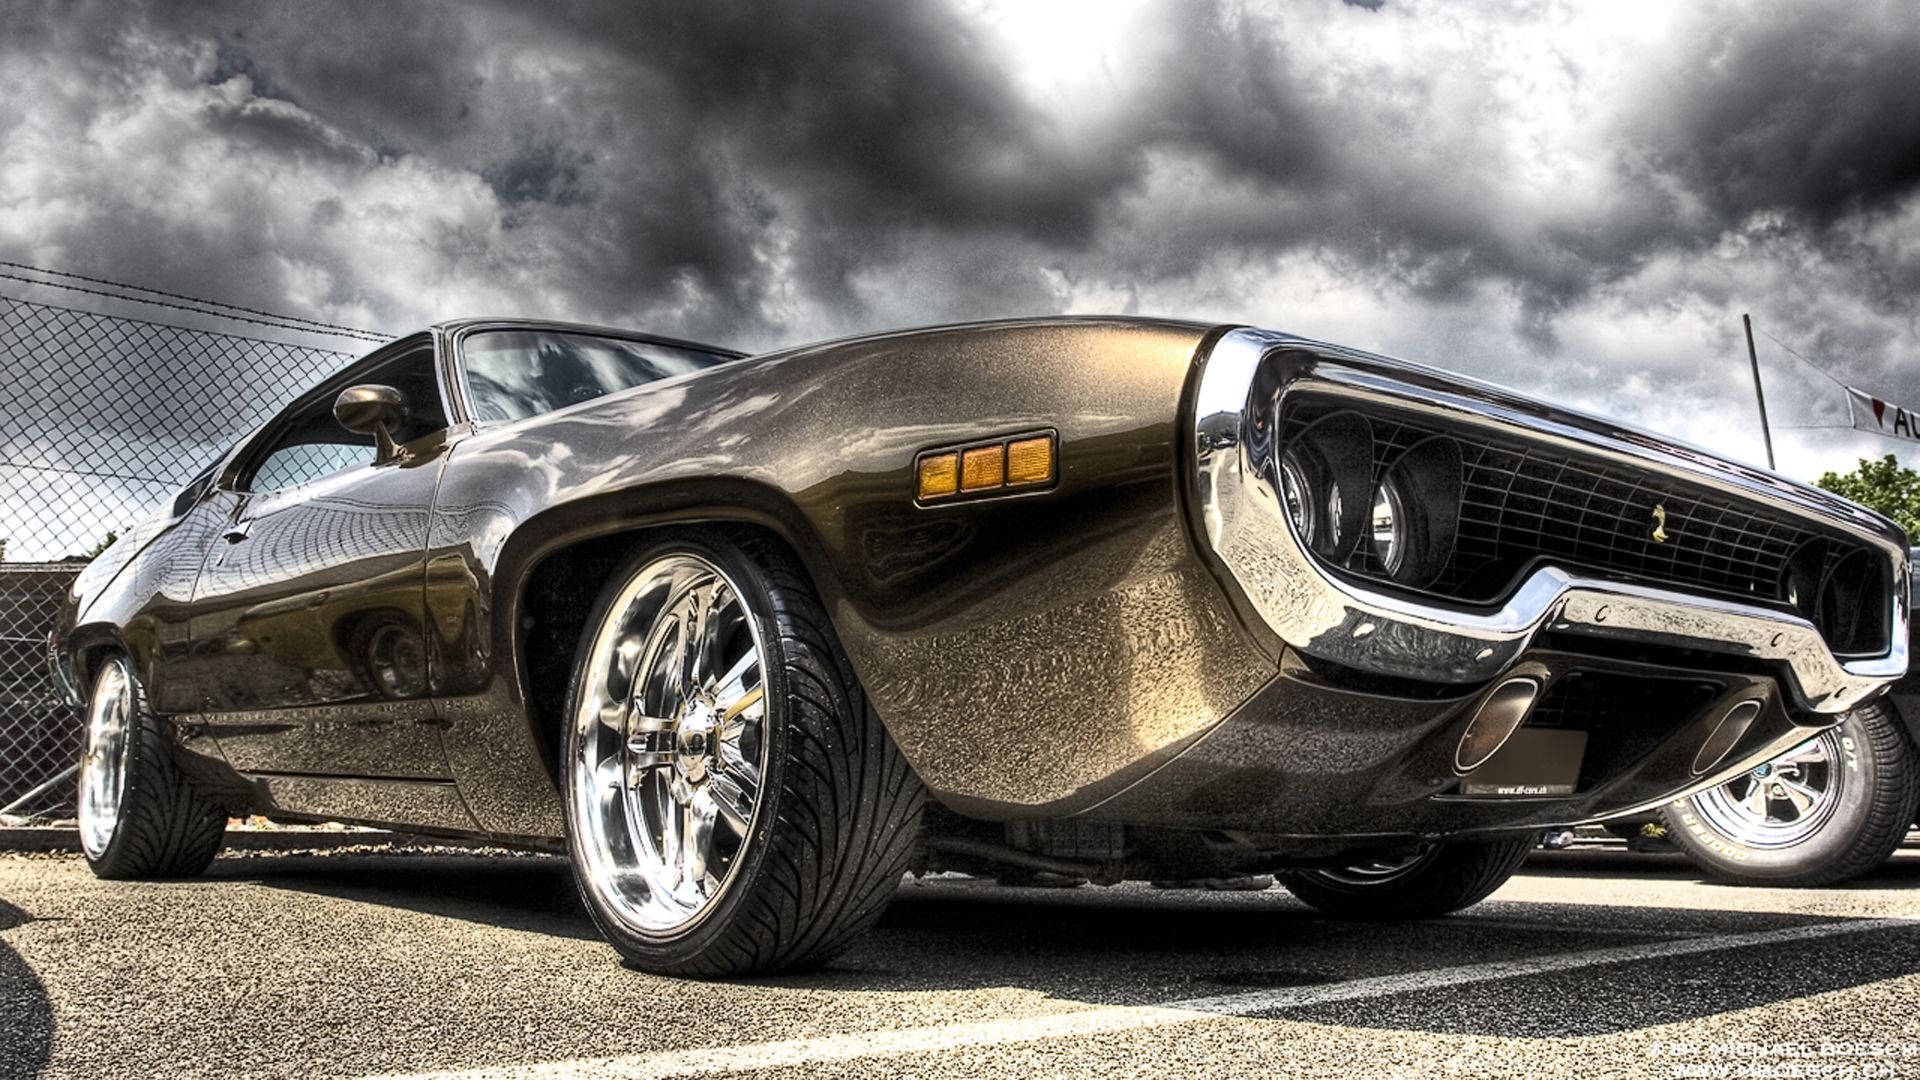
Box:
[4,0,1920,541]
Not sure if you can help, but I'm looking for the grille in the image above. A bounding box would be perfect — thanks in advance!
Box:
[1279,396,1891,655]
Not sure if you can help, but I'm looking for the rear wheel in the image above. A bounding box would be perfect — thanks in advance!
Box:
[562,530,925,976]
[77,655,226,879]
[1661,701,1917,886]
[1279,836,1535,920]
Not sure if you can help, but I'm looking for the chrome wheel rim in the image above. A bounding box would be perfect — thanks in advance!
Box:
[1690,731,1844,849]
[569,554,770,935]
[1314,846,1435,887]
[78,658,134,858]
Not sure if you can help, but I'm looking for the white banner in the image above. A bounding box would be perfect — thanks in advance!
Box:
[1846,386,1920,442]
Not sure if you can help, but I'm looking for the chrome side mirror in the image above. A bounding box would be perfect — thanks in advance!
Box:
[333,384,409,463]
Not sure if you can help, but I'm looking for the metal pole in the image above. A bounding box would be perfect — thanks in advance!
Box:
[0,762,78,818]
[1743,313,1777,470]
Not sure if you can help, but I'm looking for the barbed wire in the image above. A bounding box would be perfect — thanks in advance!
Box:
[0,260,392,344]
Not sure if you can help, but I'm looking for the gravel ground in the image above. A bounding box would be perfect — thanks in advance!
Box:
[1,844,1917,1078]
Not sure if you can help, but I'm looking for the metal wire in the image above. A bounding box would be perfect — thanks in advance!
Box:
[0,289,357,818]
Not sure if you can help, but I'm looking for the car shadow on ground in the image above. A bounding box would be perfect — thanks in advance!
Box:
[0,899,53,1080]
[222,851,1920,1040]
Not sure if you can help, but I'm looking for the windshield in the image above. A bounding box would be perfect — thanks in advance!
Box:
[462,329,737,423]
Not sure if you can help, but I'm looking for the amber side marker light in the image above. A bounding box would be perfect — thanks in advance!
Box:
[917,453,959,499]
[1006,436,1052,485]
[916,431,1055,502]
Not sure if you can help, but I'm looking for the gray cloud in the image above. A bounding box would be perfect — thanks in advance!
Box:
[3,0,1920,488]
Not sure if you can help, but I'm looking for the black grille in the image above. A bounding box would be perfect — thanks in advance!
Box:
[1279,396,1891,655]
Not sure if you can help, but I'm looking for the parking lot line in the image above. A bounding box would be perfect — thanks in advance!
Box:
[373,916,1917,1079]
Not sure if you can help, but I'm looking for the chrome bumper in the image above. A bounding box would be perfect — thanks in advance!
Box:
[1191,327,1910,713]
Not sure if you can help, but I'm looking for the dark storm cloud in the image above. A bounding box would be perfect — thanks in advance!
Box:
[1651,5,1920,228]
[13,0,1920,554]
[7,1,1920,378]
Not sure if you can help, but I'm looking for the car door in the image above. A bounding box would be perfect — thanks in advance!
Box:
[185,335,455,780]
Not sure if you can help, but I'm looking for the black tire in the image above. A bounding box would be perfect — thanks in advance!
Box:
[1279,836,1535,920]
[1661,700,1917,887]
[79,656,226,880]
[562,528,925,976]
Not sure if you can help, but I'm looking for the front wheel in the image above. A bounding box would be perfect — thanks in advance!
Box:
[1279,836,1536,920]
[77,655,226,879]
[562,530,925,977]
[1661,701,1917,887]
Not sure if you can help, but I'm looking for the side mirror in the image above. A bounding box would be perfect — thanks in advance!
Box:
[333,384,409,463]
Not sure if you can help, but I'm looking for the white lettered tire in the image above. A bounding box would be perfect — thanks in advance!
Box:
[1661,701,1917,887]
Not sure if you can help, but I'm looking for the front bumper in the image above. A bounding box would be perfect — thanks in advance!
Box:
[1080,647,1829,838]
[1190,327,1910,714]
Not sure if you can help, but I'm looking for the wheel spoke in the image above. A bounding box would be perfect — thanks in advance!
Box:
[1775,739,1828,769]
[658,788,683,884]
[717,685,764,739]
[684,788,718,887]
[718,741,760,790]
[1777,777,1821,815]
[595,699,630,732]
[626,758,674,783]
[713,644,757,694]
[594,755,628,791]
[1743,780,1772,819]
[708,771,755,835]
[606,633,646,702]
[685,581,728,689]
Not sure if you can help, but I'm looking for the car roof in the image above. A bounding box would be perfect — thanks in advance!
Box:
[428,317,747,359]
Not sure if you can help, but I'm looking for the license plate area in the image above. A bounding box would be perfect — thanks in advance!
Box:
[1459,727,1588,796]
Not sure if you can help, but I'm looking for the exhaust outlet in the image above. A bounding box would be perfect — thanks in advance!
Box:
[1692,699,1763,775]
[1455,676,1541,773]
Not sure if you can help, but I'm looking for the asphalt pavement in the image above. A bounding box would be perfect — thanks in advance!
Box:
[3,844,1918,1078]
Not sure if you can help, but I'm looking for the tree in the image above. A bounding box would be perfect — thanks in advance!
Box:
[0,537,7,561]
[1817,454,1920,538]
[85,531,118,559]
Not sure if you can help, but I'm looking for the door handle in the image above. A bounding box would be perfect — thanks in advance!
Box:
[221,520,253,544]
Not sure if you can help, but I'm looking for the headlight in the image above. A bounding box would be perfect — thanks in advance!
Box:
[1279,447,1317,543]
[1276,408,1461,591]
[1371,476,1406,575]
[1374,436,1461,588]
[1276,412,1372,559]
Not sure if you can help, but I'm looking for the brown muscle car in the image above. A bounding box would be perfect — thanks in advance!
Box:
[54,317,1909,975]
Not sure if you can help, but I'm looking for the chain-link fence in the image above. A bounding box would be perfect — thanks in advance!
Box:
[0,565,83,816]
[1,283,363,819]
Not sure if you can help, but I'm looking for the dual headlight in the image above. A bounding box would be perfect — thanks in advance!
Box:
[1274,410,1461,590]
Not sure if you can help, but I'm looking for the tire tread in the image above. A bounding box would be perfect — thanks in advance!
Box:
[86,660,226,881]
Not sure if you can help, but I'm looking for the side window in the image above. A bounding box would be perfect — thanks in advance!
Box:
[463,330,733,423]
[241,344,449,493]
[250,435,373,492]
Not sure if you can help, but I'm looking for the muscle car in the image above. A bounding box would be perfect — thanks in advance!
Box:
[53,316,1910,976]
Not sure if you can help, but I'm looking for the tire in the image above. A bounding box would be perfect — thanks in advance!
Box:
[77,655,227,880]
[561,528,925,976]
[1661,700,1918,887]
[1279,836,1536,920]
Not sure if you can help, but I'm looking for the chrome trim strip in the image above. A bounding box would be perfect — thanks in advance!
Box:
[1192,327,1909,713]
